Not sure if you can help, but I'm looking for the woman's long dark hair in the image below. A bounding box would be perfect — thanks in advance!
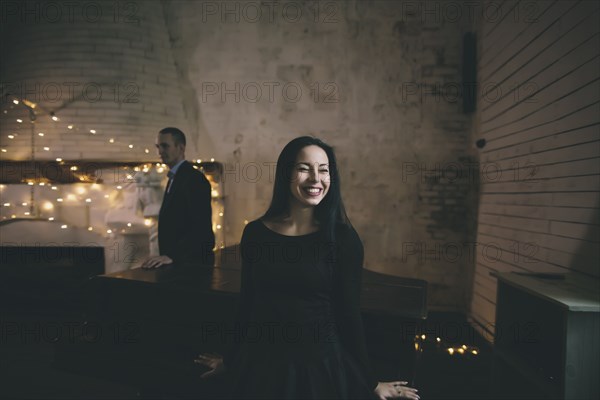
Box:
[261,136,351,242]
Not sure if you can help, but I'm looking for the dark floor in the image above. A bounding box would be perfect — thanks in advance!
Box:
[1,301,496,400]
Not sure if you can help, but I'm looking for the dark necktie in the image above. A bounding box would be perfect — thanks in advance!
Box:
[166,170,175,194]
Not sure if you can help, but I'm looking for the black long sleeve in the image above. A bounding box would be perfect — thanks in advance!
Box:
[332,225,378,390]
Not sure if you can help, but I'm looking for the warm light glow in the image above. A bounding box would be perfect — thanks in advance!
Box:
[104,194,109,198]
[472,350,478,355]
[11,215,16,218]
[27,182,34,186]
[210,158,215,162]
[51,186,57,190]
[39,182,45,186]
[76,187,86,195]
[90,129,96,134]
[109,138,115,143]
[116,186,122,190]
[38,132,44,137]
[144,148,149,154]
[52,115,59,121]
[421,334,426,340]
[127,223,132,227]
[88,227,93,231]
[48,217,54,221]
[16,119,22,123]
[42,201,54,210]
[457,348,465,354]
[56,158,62,162]
[144,219,152,226]
[13,99,19,104]
[244,220,249,225]
[8,135,14,139]
[3,203,10,207]
[414,342,419,351]
[128,144,133,149]
[24,212,30,216]
[66,194,76,201]
[70,166,78,171]
[61,225,67,229]
[85,198,91,203]
[211,190,219,197]
[43,147,50,151]
[216,224,222,229]
[218,212,223,217]
[1,149,6,153]
[68,125,73,129]
[447,348,454,355]
[107,229,112,234]
[157,167,164,173]
[436,337,441,342]
[21,202,27,206]
[57,198,63,202]
[462,345,467,350]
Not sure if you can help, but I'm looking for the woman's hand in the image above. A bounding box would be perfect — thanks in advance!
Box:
[193,353,226,378]
[374,381,419,400]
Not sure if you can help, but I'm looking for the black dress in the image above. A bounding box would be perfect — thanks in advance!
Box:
[225,220,378,399]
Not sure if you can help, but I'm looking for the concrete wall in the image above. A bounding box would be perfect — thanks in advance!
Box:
[1,0,480,310]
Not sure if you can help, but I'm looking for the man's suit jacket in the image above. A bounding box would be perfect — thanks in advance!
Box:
[158,161,215,266]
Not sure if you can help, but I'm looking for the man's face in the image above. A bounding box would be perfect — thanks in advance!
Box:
[155,133,185,167]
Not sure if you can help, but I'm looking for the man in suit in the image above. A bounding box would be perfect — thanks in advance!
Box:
[141,127,215,269]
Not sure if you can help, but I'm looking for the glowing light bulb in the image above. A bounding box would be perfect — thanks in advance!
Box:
[48,217,54,221]
[109,138,115,143]
[43,147,50,151]
[61,225,67,229]
[144,219,152,226]
[90,129,96,134]
[68,125,73,129]
[447,348,454,355]
[128,144,133,149]
[16,119,22,123]
[56,158,62,162]
[8,135,14,139]
[42,201,54,210]
[38,132,44,136]
[127,223,132,227]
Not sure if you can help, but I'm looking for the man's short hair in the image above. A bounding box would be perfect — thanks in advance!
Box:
[159,127,186,146]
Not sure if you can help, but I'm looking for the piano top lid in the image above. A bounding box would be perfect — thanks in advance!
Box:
[494,271,600,312]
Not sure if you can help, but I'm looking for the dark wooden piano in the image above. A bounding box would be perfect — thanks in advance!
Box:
[46,245,428,397]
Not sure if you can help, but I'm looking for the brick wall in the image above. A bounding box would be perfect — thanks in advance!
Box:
[469,0,600,334]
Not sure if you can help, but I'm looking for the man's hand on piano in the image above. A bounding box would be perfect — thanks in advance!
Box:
[140,255,173,269]
[374,381,419,400]
[194,353,226,378]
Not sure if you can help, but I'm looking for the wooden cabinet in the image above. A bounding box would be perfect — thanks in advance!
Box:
[492,272,599,399]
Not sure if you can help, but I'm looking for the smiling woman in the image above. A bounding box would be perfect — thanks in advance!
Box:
[195,137,419,400]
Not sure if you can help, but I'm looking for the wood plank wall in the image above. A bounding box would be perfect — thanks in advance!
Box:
[469,0,600,336]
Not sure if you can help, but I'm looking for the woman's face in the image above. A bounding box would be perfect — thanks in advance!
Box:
[289,145,330,208]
